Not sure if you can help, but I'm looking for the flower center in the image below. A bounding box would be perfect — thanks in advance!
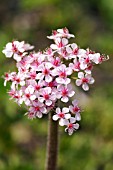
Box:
[53,59,59,66]
[35,85,40,90]
[35,106,40,111]
[53,30,57,35]
[82,78,88,83]
[12,43,18,52]
[48,81,54,87]
[5,73,9,78]
[73,48,79,55]
[30,73,36,79]
[74,62,80,70]
[68,123,73,129]
[59,71,66,78]
[85,57,90,63]
[43,68,49,75]
[58,41,63,48]
[26,93,30,98]
[62,88,68,96]
[44,94,49,100]
[58,112,64,118]
[15,78,20,83]
[73,106,80,113]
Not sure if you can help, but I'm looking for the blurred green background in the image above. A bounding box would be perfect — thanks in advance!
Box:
[0,0,113,170]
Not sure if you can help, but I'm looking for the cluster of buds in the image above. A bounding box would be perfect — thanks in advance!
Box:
[2,28,109,135]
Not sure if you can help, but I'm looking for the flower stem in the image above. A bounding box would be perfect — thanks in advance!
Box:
[45,110,59,170]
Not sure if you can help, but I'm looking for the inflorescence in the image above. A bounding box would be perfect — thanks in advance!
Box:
[2,28,109,135]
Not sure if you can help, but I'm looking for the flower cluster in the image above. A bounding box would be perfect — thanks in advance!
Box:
[2,28,109,135]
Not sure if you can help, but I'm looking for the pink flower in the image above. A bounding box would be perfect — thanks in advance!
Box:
[36,62,53,82]
[51,57,61,67]
[57,28,75,39]
[11,72,25,89]
[65,117,79,135]
[66,43,79,59]
[47,30,59,40]
[16,57,30,73]
[29,101,47,118]
[57,84,75,103]
[8,89,15,97]
[2,41,24,57]
[50,38,68,50]
[25,112,36,119]
[23,85,37,105]
[45,80,57,89]
[47,28,74,39]
[79,57,90,70]
[2,41,27,61]
[38,87,56,106]
[13,90,23,105]
[29,52,45,68]
[69,100,81,121]
[76,72,95,91]
[2,41,34,62]
[53,107,71,126]
[2,28,109,135]
[69,58,80,72]
[52,64,72,84]
[3,72,15,86]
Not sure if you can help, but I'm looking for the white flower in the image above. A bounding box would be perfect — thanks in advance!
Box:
[29,101,47,118]
[69,100,81,121]
[50,38,68,50]
[57,84,75,103]
[23,85,37,106]
[36,62,53,82]
[38,87,56,106]
[53,107,71,126]
[65,117,79,135]
[76,72,95,91]
[52,64,72,84]
[47,27,74,40]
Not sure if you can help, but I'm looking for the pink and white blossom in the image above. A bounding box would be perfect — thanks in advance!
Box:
[2,41,29,61]
[50,38,68,50]
[65,117,79,135]
[57,28,75,39]
[29,101,47,118]
[69,58,80,72]
[52,64,72,84]
[38,87,56,106]
[47,28,74,40]
[23,85,37,105]
[2,28,108,135]
[36,62,53,82]
[53,107,71,126]
[69,100,81,121]
[3,72,15,86]
[76,72,95,91]
[57,84,75,103]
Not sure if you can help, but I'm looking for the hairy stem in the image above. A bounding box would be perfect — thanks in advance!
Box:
[45,110,59,170]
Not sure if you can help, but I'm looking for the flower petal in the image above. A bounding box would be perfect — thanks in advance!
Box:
[62,107,69,113]
[65,113,71,119]
[53,115,59,121]
[73,123,79,129]
[82,83,89,91]
[76,79,82,86]
[78,72,84,78]
[59,119,65,126]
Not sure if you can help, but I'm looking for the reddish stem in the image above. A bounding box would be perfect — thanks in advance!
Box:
[45,110,59,170]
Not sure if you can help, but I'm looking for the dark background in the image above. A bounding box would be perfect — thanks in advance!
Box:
[0,0,113,170]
